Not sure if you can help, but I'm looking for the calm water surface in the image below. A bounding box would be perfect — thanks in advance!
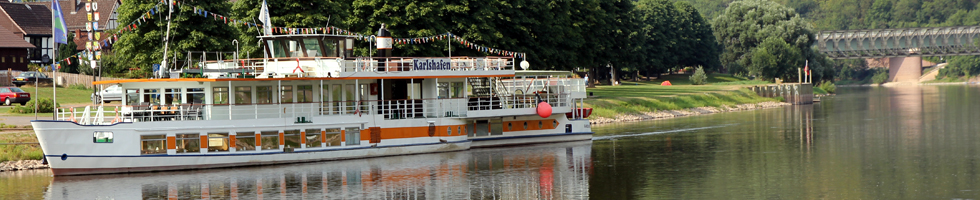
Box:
[3,85,980,199]
[590,85,980,199]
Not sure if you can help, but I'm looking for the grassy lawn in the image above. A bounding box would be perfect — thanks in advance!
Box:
[0,131,42,162]
[585,73,778,118]
[0,86,95,117]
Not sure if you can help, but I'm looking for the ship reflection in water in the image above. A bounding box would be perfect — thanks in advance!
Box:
[45,141,591,199]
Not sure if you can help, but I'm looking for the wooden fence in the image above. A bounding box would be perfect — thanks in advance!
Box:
[41,72,125,88]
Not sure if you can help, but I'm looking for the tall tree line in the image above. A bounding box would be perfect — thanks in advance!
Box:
[100,0,720,83]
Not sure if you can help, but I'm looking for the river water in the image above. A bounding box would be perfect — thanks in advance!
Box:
[3,85,979,199]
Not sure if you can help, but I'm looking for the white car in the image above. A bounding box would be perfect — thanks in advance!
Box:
[91,85,122,103]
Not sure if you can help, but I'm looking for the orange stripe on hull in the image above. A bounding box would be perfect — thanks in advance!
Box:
[358,125,465,142]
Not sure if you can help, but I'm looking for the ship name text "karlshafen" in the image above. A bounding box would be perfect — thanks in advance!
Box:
[413,58,452,70]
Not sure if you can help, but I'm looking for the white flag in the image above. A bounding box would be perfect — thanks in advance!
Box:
[259,0,272,36]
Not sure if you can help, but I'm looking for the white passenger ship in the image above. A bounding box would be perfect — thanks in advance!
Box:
[32,30,593,176]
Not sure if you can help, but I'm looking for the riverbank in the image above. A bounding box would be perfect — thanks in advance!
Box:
[585,80,786,125]
[0,160,46,172]
[0,131,44,172]
[590,101,790,125]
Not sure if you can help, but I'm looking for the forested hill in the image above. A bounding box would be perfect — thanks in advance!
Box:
[680,0,980,31]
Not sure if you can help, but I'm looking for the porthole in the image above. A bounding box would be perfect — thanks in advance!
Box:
[538,121,543,129]
[553,120,558,128]
[523,122,528,130]
[447,127,452,135]
[508,123,513,130]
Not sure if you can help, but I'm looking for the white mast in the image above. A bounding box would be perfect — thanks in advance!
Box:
[160,0,175,78]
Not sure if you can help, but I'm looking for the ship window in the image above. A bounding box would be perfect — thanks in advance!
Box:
[447,127,452,135]
[538,121,543,129]
[283,130,301,148]
[281,85,293,103]
[235,86,252,104]
[438,83,449,99]
[140,135,167,155]
[208,133,229,152]
[270,40,288,58]
[143,89,160,104]
[256,86,274,104]
[164,88,181,105]
[302,39,322,57]
[93,131,113,143]
[330,84,343,114]
[260,131,279,150]
[126,89,140,105]
[175,134,200,153]
[452,82,464,98]
[345,127,360,145]
[187,88,205,104]
[524,122,528,130]
[322,39,337,57]
[297,85,313,103]
[212,87,228,104]
[305,129,321,148]
[344,84,355,114]
[323,128,342,146]
[508,122,512,130]
[235,132,255,151]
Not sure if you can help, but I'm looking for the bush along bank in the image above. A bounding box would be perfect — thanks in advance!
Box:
[586,89,788,125]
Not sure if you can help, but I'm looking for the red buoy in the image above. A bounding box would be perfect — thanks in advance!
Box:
[537,102,552,118]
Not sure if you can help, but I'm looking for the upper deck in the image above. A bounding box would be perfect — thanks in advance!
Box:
[152,33,517,82]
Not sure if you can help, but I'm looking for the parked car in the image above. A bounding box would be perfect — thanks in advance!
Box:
[0,86,30,105]
[91,85,122,103]
[12,71,52,87]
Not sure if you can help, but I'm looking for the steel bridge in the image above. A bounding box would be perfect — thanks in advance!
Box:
[816,26,980,59]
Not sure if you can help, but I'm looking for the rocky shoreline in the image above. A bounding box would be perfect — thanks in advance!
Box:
[0,160,47,172]
[590,101,791,125]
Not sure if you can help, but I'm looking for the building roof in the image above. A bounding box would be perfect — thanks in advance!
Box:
[0,2,50,36]
[0,24,35,48]
[28,0,118,31]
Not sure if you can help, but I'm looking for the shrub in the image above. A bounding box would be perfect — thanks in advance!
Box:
[689,66,708,85]
[67,84,89,90]
[872,68,889,84]
[813,87,828,95]
[9,98,60,114]
[818,80,836,94]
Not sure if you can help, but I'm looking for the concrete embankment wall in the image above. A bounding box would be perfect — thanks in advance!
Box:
[748,83,813,105]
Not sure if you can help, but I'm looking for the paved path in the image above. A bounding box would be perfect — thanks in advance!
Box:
[0,116,40,127]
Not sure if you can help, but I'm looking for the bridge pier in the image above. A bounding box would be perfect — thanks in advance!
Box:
[889,56,922,83]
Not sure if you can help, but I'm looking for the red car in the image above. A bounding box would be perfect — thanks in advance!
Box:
[0,87,30,105]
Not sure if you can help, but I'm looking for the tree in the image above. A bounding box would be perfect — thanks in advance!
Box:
[634,0,681,76]
[673,1,720,71]
[711,0,814,78]
[115,0,239,78]
[57,32,78,73]
[747,37,801,80]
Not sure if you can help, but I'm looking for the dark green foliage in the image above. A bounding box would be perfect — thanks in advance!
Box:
[115,0,239,78]
[937,55,980,79]
[712,0,814,80]
[57,32,79,73]
[10,98,60,114]
[872,68,889,84]
[818,80,836,93]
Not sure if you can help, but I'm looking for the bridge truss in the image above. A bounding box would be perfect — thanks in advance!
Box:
[816,26,980,59]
